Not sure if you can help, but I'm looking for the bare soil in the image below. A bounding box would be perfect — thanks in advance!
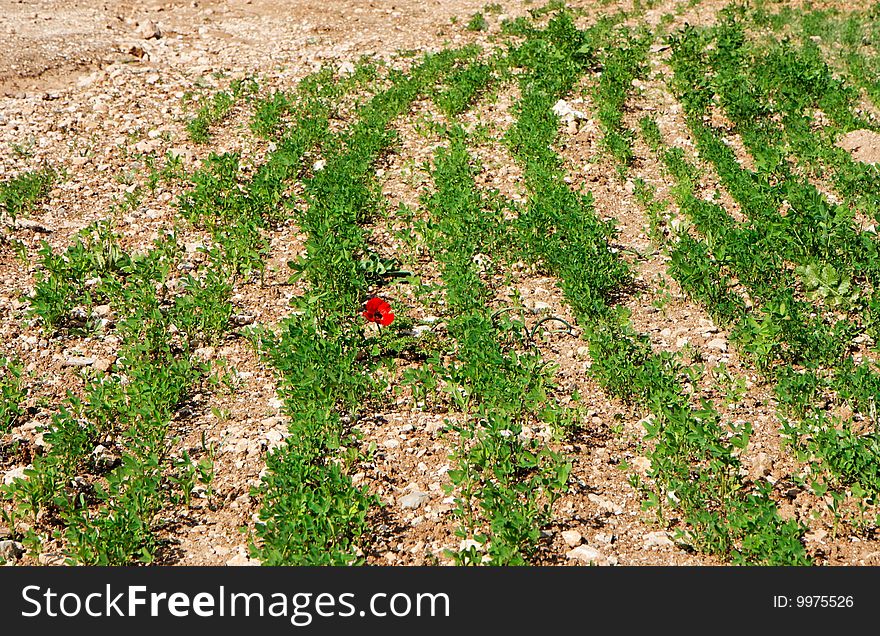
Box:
[3,0,880,567]
[837,129,880,165]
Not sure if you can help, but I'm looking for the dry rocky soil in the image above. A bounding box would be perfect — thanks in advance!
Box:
[2,0,880,567]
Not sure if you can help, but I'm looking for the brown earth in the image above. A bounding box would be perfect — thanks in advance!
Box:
[837,129,880,165]
[2,0,880,568]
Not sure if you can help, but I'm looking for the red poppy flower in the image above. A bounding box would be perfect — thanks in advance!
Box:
[363,297,394,326]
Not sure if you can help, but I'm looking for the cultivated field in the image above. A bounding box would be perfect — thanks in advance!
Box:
[2,0,880,566]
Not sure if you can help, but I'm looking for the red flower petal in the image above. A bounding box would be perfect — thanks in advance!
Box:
[365,297,382,312]
[363,297,393,325]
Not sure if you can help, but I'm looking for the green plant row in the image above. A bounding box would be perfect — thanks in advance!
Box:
[177,65,389,279]
[434,55,500,118]
[662,25,876,369]
[0,357,26,433]
[593,27,652,169]
[650,138,851,371]
[249,48,479,565]
[503,12,809,565]
[1,64,367,564]
[697,21,880,302]
[748,2,880,111]
[506,14,629,322]
[667,23,880,327]
[422,129,570,565]
[640,114,880,520]
[250,62,382,140]
[660,23,880,506]
[0,167,55,222]
[186,76,259,143]
[776,364,880,509]
[4,224,225,563]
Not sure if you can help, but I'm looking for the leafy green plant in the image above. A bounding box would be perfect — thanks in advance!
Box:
[250,48,474,565]
[0,167,55,220]
[186,77,258,143]
[29,222,132,333]
[435,55,496,117]
[467,12,489,32]
[593,28,651,169]
[796,262,860,308]
[426,130,571,565]
[0,357,26,432]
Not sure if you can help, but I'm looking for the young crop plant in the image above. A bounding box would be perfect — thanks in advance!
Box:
[587,321,809,565]
[0,167,55,221]
[434,54,498,118]
[186,76,259,143]
[666,21,880,353]
[0,357,26,432]
[250,48,475,566]
[143,151,186,193]
[593,27,652,170]
[776,366,880,503]
[60,355,206,565]
[506,13,630,321]
[2,222,248,564]
[646,92,855,370]
[425,130,571,565]
[467,12,489,32]
[251,314,376,566]
[251,91,297,140]
[633,177,670,247]
[527,1,571,20]
[187,90,234,142]
[501,14,810,565]
[29,222,133,333]
[7,241,191,561]
[647,122,860,374]
[179,75,348,279]
[251,60,379,140]
[749,3,880,111]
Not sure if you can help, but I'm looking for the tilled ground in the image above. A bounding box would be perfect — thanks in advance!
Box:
[2,0,880,567]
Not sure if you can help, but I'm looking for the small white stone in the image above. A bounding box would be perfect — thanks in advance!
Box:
[552,99,588,121]
[566,545,605,565]
[400,491,429,509]
[226,553,260,566]
[38,552,66,566]
[0,540,24,561]
[3,465,28,486]
[707,338,728,352]
[561,530,582,547]
[64,356,96,367]
[137,20,162,39]
[588,493,623,515]
[643,531,675,549]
